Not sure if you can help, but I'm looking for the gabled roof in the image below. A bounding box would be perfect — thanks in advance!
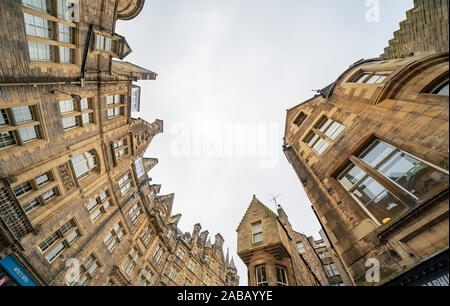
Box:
[236,195,278,232]
[154,193,175,217]
[143,157,158,173]
[111,60,158,80]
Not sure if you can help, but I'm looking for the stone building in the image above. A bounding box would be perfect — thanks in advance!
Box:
[236,195,320,286]
[283,0,449,286]
[0,0,239,286]
[293,231,353,286]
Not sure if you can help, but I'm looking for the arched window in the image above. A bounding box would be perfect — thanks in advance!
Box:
[71,151,97,180]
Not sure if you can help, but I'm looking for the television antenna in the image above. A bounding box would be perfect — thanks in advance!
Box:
[269,194,282,209]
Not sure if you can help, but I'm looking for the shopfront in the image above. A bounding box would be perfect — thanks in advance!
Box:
[0,255,37,286]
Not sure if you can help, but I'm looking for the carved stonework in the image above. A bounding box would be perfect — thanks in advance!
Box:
[58,163,76,191]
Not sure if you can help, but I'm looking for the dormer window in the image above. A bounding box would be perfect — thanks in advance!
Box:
[352,71,393,84]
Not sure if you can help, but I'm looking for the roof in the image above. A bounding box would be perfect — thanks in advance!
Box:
[111,60,158,80]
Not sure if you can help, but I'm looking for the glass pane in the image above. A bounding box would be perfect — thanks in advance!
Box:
[18,126,38,142]
[352,176,385,205]
[66,230,79,244]
[252,222,262,233]
[338,165,366,190]
[23,198,41,213]
[365,75,381,84]
[12,181,33,197]
[306,133,319,147]
[317,118,332,133]
[59,100,75,113]
[313,138,329,155]
[58,24,73,43]
[11,106,33,123]
[360,140,395,168]
[355,73,370,83]
[325,122,345,140]
[23,13,53,39]
[42,188,55,202]
[35,173,49,187]
[380,153,449,198]
[80,98,89,110]
[365,190,408,224]
[45,242,66,262]
[0,131,16,148]
[62,116,77,129]
[433,81,449,96]
[87,199,98,212]
[0,109,9,125]
[59,47,73,63]
[22,0,52,13]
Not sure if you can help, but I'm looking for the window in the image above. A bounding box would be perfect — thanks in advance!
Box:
[59,98,93,130]
[319,250,331,259]
[337,139,449,224]
[183,278,192,286]
[204,274,212,286]
[103,223,124,253]
[169,267,179,281]
[86,191,111,221]
[22,187,57,213]
[12,172,52,201]
[276,266,288,286]
[255,265,268,286]
[152,244,164,264]
[118,173,133,196]
[297,242,305,254]
[304,116,345,156]
[112,138,129,162]
[176,248,185,261]
[22,0,76,63]
[315,240,326,248]
[140,226,152,246]
[324,264,340,277]
[293,112,307,127]
[121,247,140,275]
[128,202,142,224]
[134,158,146,178]
[67,254,100,286]
[137,267,153,286]
[22,0,52,13]
[94,34,116,52]
[106,95,125,119]
[71,151,97,180]
[0,105,41,149]
[252,221,263,243]
[431,79,449,96]
[352,71,392,84]
[166,229,172,239]
[39,219,80,263]
[188,259,196,273]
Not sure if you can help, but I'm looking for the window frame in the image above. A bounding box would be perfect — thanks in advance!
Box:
[255,265,268,286]
[106,94,125,119]
[59,98,94,131]
[251,221,263,244]
[22,1,77,64]
[86,190,111,222]
[275,265,288,286]
[303,116,345,156]
[38,218,80,263]
[103,223,125,253]
[0,105,42,149]
[336,137,449,226]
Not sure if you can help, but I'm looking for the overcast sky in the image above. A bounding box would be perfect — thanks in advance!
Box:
[116,0,414,286]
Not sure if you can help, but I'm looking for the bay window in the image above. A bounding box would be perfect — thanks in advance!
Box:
[337,139,448,225]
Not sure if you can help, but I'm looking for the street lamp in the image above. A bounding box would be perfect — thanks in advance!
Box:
[50,89,82,102]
